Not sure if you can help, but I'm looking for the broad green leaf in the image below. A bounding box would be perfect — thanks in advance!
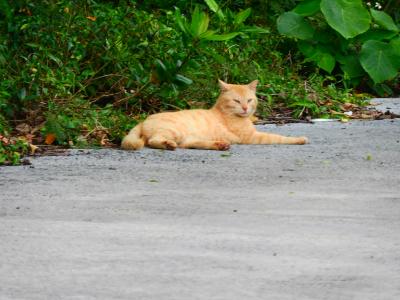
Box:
[298,40,315,58]
[234,8,251,26]
[370,9,398,32]
[277,12,314,40]
[320,0,371,39]
[389,37,400,68]
[337,55,365,78]
[293,0,321,17]
[204,0,225,20]
[390,36,400,49]
[313,29,336,44]
[298,41,335,73]
[360,40,399,83]
[204,32,240,41]
[317,52,335,73]
[356,29,397,42]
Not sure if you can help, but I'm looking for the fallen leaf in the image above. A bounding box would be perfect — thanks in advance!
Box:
[45,133,56,145]
[86,16,96,21]
[360,114,372,119]
[29,144,39,155]
[342,102,358,110]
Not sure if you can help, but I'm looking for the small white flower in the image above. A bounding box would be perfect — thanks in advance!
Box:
[367,2,371,6]
[375,2,382,9]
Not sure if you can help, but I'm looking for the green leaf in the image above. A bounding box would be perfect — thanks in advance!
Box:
[298,40,316,57]
[320,0,371,39]
[389,37,400,68]
[174,7,189,34]
[198,30,217,40]
[174,74,193,86]
[277,12,314,40]
[0,0,12,20]
[356,29,398,42]
[370,9,399,32]
[240,26,270,34]
[48,54,62,66]
[204,32,240,41]
[190,6,209,37]
[313,29,336,44]
[293,0,321,17]
[18,88,26,101]
[317,52,335,73]
[290,100,319,111]
[234,8,251,26]
[204,0,225,20]
[298,41,336,73]
[337,55,365,78]
[25,43,40,48]
[390,36,400,49]
[360,40,399,83]
[154,59,169,82]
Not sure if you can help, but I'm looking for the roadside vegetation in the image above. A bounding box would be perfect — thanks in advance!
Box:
[1,0,399,165]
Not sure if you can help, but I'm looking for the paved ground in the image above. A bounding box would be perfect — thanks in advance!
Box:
[1,99,400,300]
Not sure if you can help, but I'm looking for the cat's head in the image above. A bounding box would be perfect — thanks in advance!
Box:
[215,80,258,117]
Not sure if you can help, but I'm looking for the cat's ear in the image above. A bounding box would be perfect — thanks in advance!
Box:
[218,79,230,92]
[248,80,259,92]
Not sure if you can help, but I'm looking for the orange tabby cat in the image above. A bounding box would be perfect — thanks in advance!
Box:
[121,80,308,151]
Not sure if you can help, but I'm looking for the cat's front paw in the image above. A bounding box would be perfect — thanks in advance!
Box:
[214,141,230,151]
[163,140,177,150]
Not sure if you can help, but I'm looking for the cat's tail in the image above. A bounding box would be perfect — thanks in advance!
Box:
[121,123,145,150]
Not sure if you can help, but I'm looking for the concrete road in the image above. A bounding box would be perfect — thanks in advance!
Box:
[1,100,400,300]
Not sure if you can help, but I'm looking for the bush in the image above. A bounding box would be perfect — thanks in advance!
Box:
[277,0,400,95]
[0,0,370,164]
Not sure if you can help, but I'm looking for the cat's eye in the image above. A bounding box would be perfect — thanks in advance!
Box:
[233,99,241,103]
[248,99,253,103]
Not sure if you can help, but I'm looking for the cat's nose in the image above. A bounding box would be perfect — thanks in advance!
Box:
[242,105,248,112]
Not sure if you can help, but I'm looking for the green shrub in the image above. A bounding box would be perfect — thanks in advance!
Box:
[277,0,400,95]
[0,0,372,165]
[0,135,29,165]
